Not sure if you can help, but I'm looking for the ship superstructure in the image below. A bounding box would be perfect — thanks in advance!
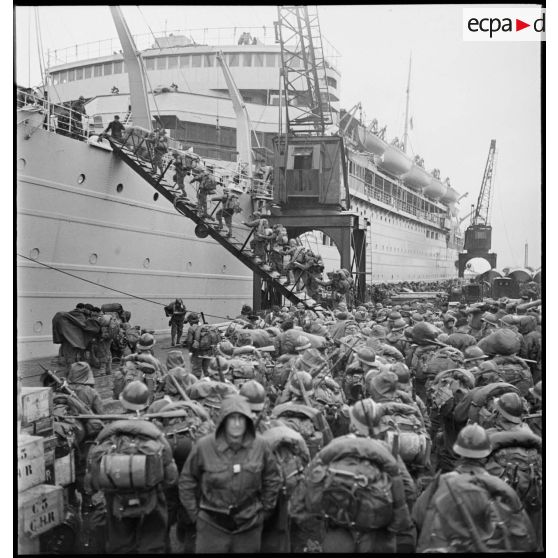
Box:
[18,23,463,359]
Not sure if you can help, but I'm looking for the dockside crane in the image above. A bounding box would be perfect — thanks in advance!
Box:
[458,139,498,276]
[269,6,367,306]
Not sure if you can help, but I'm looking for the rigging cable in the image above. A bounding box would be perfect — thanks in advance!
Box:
[17,253,235,321]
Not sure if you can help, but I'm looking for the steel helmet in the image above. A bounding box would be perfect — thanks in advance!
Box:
[349,398,378,435]
[354,310,368,323]
[495,392,524,423]
[294,335,312,352]
[463,346,488,362]
[442,313,457,324]
[216,340,234,358]
[207,356,231,377]
[411,312,424,323]
[356,347,376,366]
[390,362,411,384]
[390,318,407,332]
[388,311,402,321]
[411,322,440,345]
[119,380,150,411]
[453,424,492,458]
[137,333,155,350]
[367,370,398,401]
[187,312,200,323]
[239,380,266,412]
[529,381,542,401]
[289,371,314,397]
[370,325,388,339]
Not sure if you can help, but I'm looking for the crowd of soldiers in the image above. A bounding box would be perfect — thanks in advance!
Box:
[42,290,543,554]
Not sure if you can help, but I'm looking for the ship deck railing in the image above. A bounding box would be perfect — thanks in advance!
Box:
[47,25,341,69]
[349,173,447,228]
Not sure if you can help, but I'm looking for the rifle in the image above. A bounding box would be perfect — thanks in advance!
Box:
[444,476,489,552]
[40,366,97,416]
[167,373,190,401]
[71,410,195,421]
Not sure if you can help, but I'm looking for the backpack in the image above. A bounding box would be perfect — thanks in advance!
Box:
[458,382,520,428]
[417,471,536,552]
[410,344,439,382]
[426,368,475,415]
[223,195,241,212]
[425,347,464,379]
[155,400,215,469]
[201,175,217,194]
[228,357,257,388]
[100,314,121,341]
[112,361,144,399]
[272,402,326,458]
[374,401,431,467]
[193,325,221,352]
[187,380,238,423]
[261,425,310,498]
[304,436,398,531]
[88,420,168,518]
[486,429,542,512]
[125,326,141,348]
[492,356,533,396]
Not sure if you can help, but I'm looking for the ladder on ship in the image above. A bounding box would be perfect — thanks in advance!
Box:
[105,136,319,309]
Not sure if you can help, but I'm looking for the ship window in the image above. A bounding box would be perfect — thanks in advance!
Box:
[179,55,190,67]
[17,158,26,170]
[77,174,86,184]
[168,55,178,68]
[113,61,123,74]
[84,66,92,79]
[75,67,83,80]
[143,258,151,268]
[326,76,337,88]
[266,53,276,67]
[254,53,264,67]
[153,193,159,201]
[145,58,155,70]
[156,57,167,70]
[94,64,102,77]
[103,62,113,75]
[116,183,124,193]
[89,253,98,264]
[204,54,215,67]
[192,54,202,67]
[228,53,239,66]
[30,248,40,260]
[67,69,75,82]
[293,148,313,170]
[243,53,252,66]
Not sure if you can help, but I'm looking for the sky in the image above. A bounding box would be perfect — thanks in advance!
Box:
[14,4,543,269]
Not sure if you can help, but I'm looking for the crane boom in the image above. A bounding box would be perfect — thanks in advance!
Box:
[471,139,496,226]
[216,51,253,178]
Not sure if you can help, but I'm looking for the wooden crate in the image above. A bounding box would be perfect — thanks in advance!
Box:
[54,452,75,486]
[21,387,53,427]
[18,484,64,539]
[21,416,54,438]
[18,435,46,493]
[42,435,57,485]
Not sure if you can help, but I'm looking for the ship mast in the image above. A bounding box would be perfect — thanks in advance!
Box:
[402,53,411,153]
[109,6,152,131]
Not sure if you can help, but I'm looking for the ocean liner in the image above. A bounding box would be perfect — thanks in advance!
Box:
[17,18,463,360]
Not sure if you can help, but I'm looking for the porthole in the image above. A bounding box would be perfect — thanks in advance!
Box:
[153,193,159,201]
[116,183,124,193]
[29,248,40,260]
[77,173,86,184]
[89,253,98,264]
[187,261,192,268]
[222,265,227,273]
[17,158,26,170]
[143,258,151,268]
[33,321,43,333]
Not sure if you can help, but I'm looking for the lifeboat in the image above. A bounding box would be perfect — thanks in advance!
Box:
[356,125,387,156]
[507,268,533,283]
[402,164,432,192]
[379,144,412,176]
[440,186,459,204]
[423,178,447,201]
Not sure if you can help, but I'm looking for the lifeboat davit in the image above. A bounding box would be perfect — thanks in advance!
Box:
[356,126,387,156]
[379,145,412,176]
[402,164,432,192]
[440,186,459,204]
[423,178,448,201]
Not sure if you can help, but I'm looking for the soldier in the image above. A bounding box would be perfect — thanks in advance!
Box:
[165,298,187,347]
[243,212,273,264]
[412,424,536,553]
[178,394,282,553]
[441,313,457,335]
[66,361,104,414]
[86,381,178,553]
[149,128,168,175]
[487,392,534,434]
[171,151,188,196]
[212,187,241,238]
[239,379,270,432]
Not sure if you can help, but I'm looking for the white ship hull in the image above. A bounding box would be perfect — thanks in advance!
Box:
[17,124,253,360]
